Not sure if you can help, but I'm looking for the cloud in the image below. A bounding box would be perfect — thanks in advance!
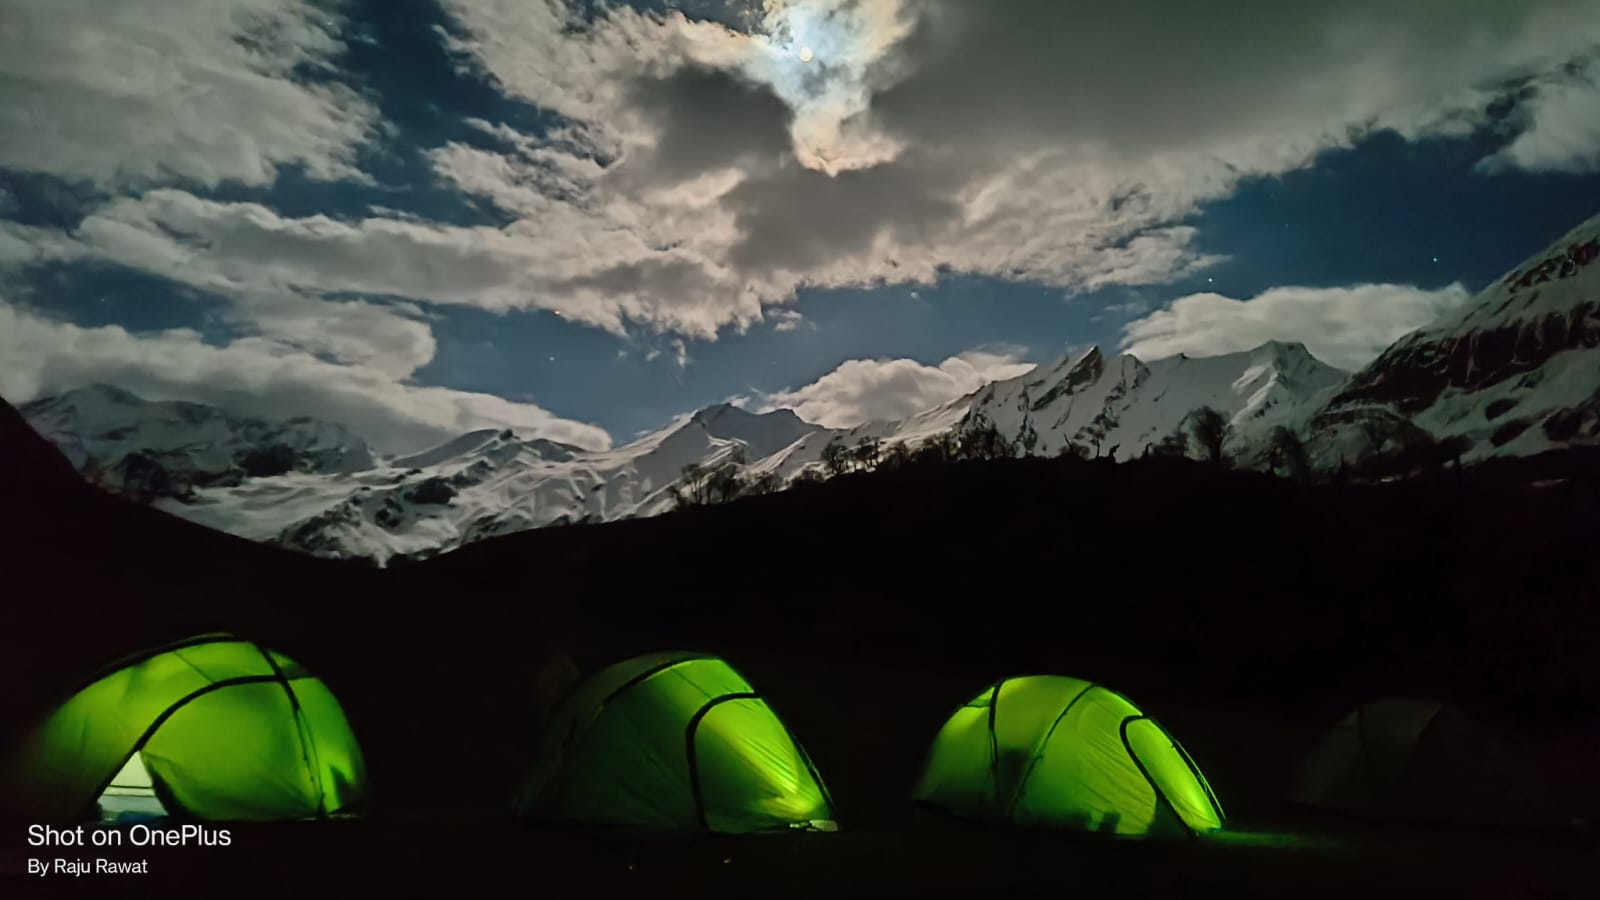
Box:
[62,186,770,341]
[1480,60,1600,174]
[225,292,439,380]
[760,350,1035,427]
[770,309,806,332]
[865,0,1600,161]
[417,0,1600,345]
[0,0,377,189]
[0,299,611,454]
[0,221,87,271]
[1118,283,1474,371]
[620,65,796,186]
[6,0,1597,454]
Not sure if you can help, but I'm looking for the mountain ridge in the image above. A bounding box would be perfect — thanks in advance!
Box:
[13,211,1600,563]
[9,340,1339,563]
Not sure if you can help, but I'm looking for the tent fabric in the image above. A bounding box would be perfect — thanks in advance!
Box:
[911,675,1223,837]
[515,651,834,834]
[0,634,367,823]
[1289,698,1563,827]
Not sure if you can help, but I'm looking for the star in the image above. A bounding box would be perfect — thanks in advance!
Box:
[1431,257,1439,263]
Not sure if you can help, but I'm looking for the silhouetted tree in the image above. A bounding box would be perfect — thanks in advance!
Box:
[879,441,914,471]
[1268,425,1310,485]
[742,471,784,497]
[1188,406,1230,467]
[908,436,948,466]
[707,463,745,504]
[792,467,827,487]
[957,413,1015,461]
[1152,426,1189,460]
[673,448,748,509]
[852,436,882,472]
[1056,442,1091,461]
[1355,417,1407,473]
[820,437,851,477]
[672,462,712,508]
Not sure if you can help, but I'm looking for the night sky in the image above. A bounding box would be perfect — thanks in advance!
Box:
[3,1,1599,450]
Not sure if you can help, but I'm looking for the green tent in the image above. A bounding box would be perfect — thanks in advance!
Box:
[912,675,1223,837]
[1289,699,1567,828]
[0,634,367,822]
[515,651,835,833]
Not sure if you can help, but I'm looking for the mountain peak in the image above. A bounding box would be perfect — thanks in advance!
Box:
[686,402,817,457]
[692,402,807,427]
[1248,340,1332,369]
[22,383,145,414]
[690,401,744,422]
[1255,339,1309,355]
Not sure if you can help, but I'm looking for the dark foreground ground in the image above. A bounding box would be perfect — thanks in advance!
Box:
[3,648,1597,899]
[4,646,1599,899]
[4,399,1600,897]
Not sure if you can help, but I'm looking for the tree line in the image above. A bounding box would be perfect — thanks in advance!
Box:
[670,412,1023,510]
[672,403,1476,511]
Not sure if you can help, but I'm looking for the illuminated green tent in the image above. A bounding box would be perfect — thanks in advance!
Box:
[1289,699,1566,827]
[515,651,835,833]
[0,634,367,823]
[912,675,1223,837]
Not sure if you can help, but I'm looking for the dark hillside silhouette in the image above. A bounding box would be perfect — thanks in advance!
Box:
[417,446,1600,723]
[5,395,1600,896]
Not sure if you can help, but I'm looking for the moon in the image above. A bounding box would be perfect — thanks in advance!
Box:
[798,46,814,63]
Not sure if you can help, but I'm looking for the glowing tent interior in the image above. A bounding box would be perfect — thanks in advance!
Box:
[0,634,367,822]
[911,675,1224,837]
[515,651,835,834]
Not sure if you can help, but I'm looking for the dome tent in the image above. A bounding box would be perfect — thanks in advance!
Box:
[516,651,835,833]
[1289,698,1565,828]
[912,675,1223,837]
[1,634,367,823]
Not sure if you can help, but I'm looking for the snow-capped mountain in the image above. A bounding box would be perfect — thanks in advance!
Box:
[961,340,1346,461]
[16,210,1600,563]
[6,344,1351,563]
[19,385,374,502]
[128,401,822,565]
[743,341,1348,476]
[1309,212,1600,466]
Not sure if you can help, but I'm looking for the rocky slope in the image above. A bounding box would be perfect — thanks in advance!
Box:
[152,402,819,565]
[1309,213,1600,467]
[19,385,374,503]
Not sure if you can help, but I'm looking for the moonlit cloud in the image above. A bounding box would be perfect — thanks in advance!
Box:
[770,309,807,332]
[0,299,611,453]
[3,0,1599,448]
[0,0,377,189]
[759,350,1036,427]
[55,188,758,340]
[1119,283,1475,371]
[1480,59,1600,174]
[424,0,1600,343]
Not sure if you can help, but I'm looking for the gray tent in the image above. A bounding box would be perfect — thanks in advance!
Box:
[1289,699,1566,828]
